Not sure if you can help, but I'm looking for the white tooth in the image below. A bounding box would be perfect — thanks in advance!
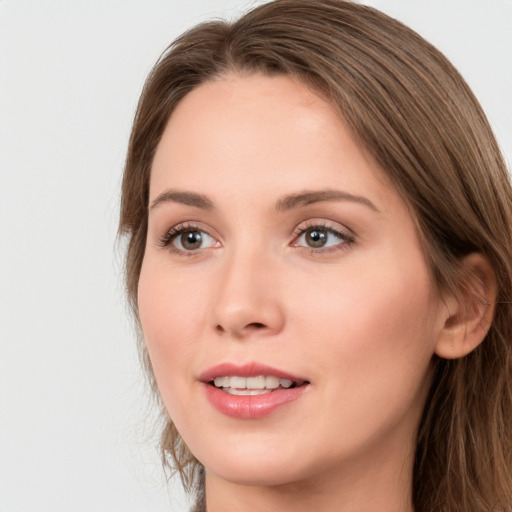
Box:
[280,378,293,388]
[225,388,271,396]
[213,377,229,387]
[230,376,247,389]
[215,375,294,391]
[265,376,280,389]
[246,376,266,389]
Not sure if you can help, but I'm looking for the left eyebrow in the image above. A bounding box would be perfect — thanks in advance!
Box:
[149,189,214,211]
[275,189,379,212]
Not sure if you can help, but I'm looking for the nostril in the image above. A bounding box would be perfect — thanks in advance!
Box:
[247,322,266,329]
[214,321,267,336]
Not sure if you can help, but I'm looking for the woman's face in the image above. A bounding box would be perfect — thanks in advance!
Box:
[138,74,446,489]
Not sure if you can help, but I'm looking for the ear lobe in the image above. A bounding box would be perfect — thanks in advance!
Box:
[435,253,497,360]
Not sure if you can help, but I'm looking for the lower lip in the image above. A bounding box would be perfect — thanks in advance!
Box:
[204,383,307,419]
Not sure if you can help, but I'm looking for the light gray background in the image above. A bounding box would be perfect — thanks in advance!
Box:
[1,1,510,511]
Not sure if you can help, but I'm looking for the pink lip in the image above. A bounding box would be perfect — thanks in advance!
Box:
[200,362,309,420]
[199,362,307,382]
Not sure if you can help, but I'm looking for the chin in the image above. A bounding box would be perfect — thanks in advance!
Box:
[196,440,321,489]
[206,460,306,488]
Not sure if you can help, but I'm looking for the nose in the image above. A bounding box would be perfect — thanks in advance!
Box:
[212,247,285,339]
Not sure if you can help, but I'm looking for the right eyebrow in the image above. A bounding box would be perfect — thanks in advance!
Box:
[275,189,379,212]
[149,189,214,211]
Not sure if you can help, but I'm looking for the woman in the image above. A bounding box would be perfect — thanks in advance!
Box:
[119,1,512,510]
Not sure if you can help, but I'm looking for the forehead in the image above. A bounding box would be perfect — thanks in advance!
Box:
[150,73,396,213]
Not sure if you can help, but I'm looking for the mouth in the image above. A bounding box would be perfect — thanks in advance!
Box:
[200,363,310,419]
[209,375,308,396]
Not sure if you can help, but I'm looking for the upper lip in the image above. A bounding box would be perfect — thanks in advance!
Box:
[199,362,309,384]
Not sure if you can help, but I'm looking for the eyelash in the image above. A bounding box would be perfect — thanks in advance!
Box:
[158,221,355,255]
[158,222,215,255]
[292,222,355,254]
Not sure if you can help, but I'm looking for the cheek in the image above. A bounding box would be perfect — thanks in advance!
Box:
[137,256,212,436]
[344,268,433,353]
[290,257,436,349]
[137,257,206,384]
[287,249,438,422]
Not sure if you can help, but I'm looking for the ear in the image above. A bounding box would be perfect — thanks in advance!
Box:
[435,253,497,359]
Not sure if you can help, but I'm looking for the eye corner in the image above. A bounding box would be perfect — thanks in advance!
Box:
[157,222,221,255]
[291,220,355,253]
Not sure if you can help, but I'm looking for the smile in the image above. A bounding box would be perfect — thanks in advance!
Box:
[201,363,310,419]
[211,375,301,395]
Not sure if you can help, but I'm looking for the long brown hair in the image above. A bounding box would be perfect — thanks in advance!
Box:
[119,1,512,510]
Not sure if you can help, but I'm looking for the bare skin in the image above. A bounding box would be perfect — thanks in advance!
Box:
[138,74,494,511]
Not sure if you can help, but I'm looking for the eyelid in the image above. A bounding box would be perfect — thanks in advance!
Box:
[291,220,355,251]
[158,222,221,254]
[156,219,354,256]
